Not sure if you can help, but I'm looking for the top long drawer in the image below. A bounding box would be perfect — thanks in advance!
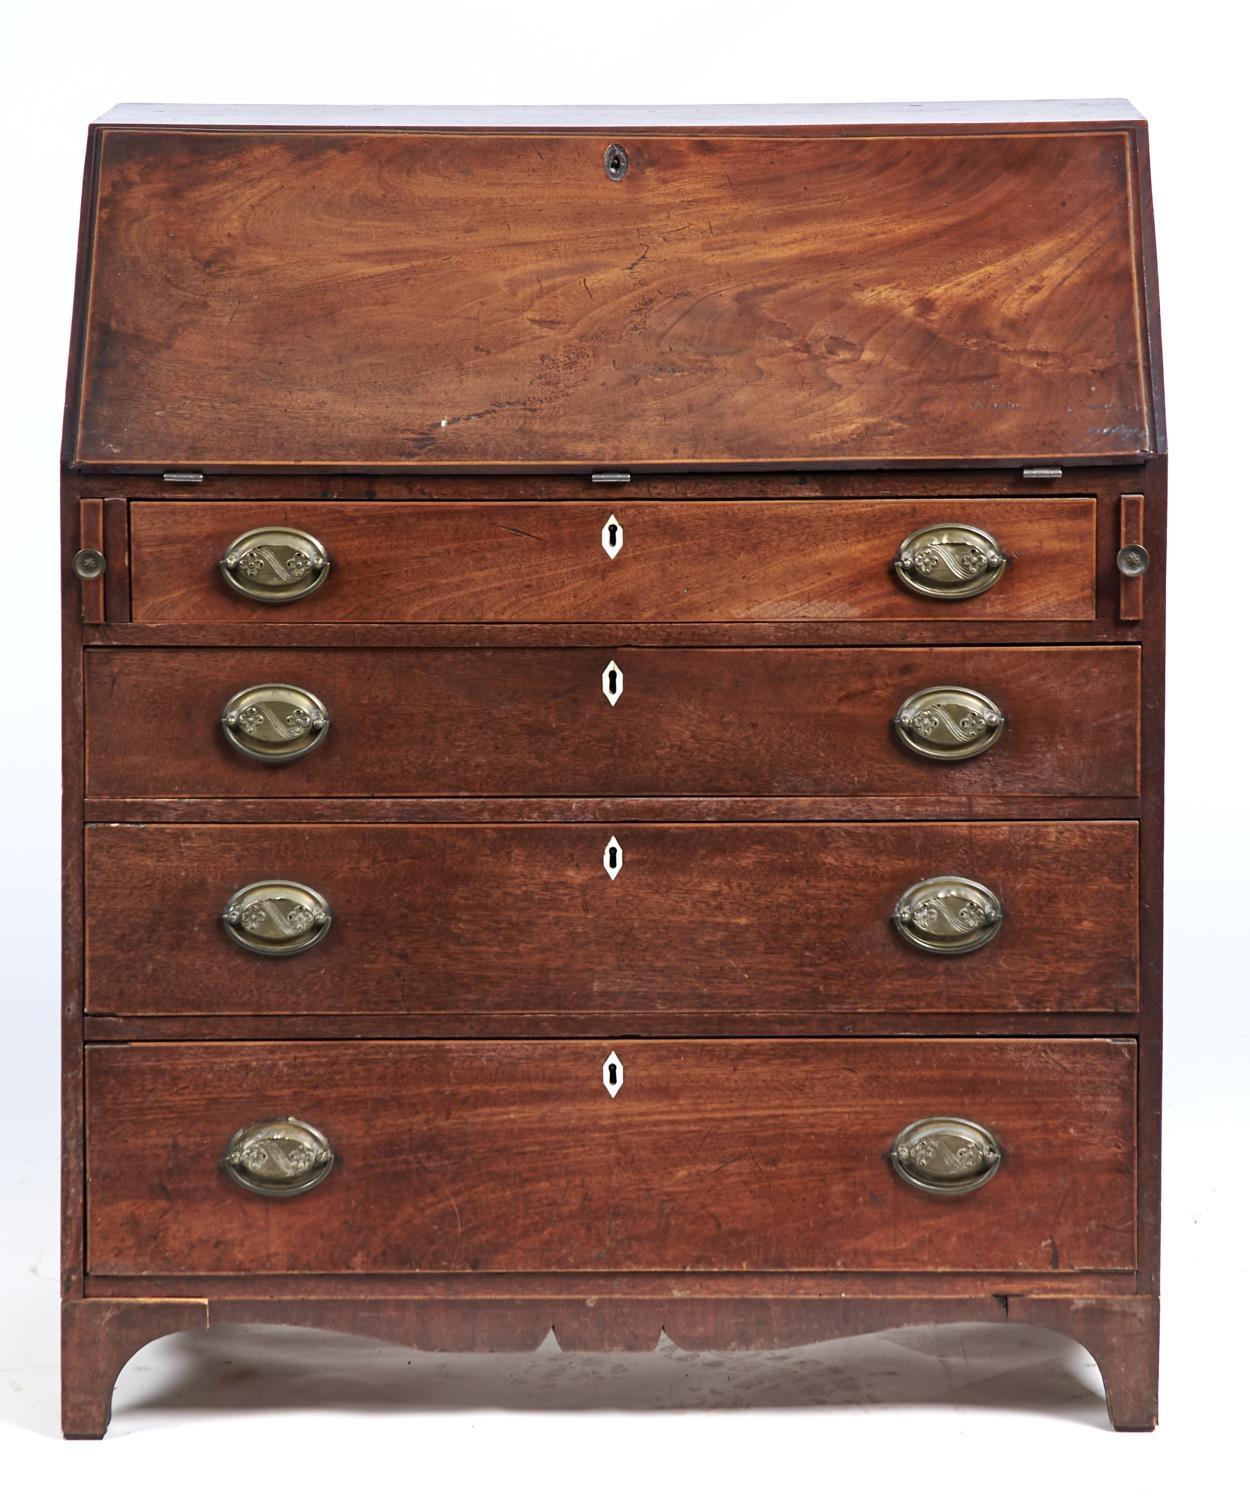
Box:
[129,499,1096,623]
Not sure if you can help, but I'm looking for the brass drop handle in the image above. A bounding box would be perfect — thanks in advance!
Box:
[890,1117,1001,1196]
[220,526,330,603]
[894,523,1006,600]
[222,1117,335,1197]
[893,875,1003,955]
[893,685,1005,761]
[222,880,332,957]
[221,683,331,763]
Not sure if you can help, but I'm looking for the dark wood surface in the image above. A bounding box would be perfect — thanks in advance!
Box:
[130,499,1097,623]
[84,821,1139,1018]
[84,645,1140,799]
[72,127,1150,471]
[82,794,1142,824]
[61,102,1165,1436]
[61,1292,1156,1438]
[85,1039,1136,1276]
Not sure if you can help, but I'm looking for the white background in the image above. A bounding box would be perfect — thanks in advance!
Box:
[1,1,1245,1491]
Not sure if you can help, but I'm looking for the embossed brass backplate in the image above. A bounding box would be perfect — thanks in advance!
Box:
[222,1117,335,1197]
[222,879,332,957]
[894,523,1006,600]
[220,683,331,763]
[893,685,1005,761]
[890,1116,1001,1195]
[220,526,329,603]
[893,875,1003,955]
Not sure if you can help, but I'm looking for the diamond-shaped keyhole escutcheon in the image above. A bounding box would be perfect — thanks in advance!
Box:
[603,836,623,879]
[603,1050,624,1097]
[602,660,623,706]
[601,514,623,559]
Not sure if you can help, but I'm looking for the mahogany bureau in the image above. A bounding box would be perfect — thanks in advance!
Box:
[59,101,1165,1435]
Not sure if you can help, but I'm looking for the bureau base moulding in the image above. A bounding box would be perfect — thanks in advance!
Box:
[62,1295,1160,1438]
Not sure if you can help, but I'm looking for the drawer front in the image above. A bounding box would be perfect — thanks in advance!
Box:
[85,821,1139,1018]
[85,1039,1137,1275]
[85,646,1139,798]
[130,499,1096,623]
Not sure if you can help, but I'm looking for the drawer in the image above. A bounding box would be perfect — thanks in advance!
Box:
[129,499,1097,623]
[85,1039,1137,1275]
[85,646,1139,798]
[85,821,1139,1019]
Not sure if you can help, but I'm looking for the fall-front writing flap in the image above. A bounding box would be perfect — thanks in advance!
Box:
[68,114,1159,471]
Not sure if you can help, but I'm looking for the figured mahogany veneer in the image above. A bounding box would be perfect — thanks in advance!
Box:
[62,102,1165,1436]
[84,645,1140,799]
[129,499,1097,623]
[72,125,1151,472]
[84,1039,1137,1276]
[84,821,1139,1019]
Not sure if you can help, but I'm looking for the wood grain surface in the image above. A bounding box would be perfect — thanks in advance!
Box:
[73,128,1148,469]
[129,499,1096,623]
[84,821,1139,1018]
[83,645,1140,798]
[85,1039,1137,1275]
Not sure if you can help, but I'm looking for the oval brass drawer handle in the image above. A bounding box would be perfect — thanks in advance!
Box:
[222,879,332,957]
[890,1116,1001,1196]
[222,1117,335,1197]
[221,683,330,763]
[893,685,1005,761]
[893,875,1003,955]
[220,526,330,603]
[894,523,1006,600]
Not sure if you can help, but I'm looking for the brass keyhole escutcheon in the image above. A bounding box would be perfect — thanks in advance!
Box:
[604,143,629,180]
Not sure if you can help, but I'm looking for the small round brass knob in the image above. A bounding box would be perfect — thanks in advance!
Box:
[221,879,332,957]
[890,1117,1001,1196]
[72,547,106,581]
[1116,543,1150,577]
[219,526,330,604]
[221,683,330,763]
[222,1118,335,1197]
[893,875,1003,956]
[894,523,1006,600]
[893,685,1005,762]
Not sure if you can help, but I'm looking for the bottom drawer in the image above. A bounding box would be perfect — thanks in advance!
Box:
[86,1040,1136,1276]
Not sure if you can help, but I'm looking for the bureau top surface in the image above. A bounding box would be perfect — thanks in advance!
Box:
[96,100,1147,128]
[67,101,1162,474]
